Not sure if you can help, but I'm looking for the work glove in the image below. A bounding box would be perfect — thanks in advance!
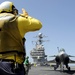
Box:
[20,8,28,18]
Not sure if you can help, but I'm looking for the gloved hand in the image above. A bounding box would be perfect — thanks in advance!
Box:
[20,8,28,18]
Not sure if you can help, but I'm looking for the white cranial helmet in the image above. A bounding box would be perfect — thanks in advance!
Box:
[0,1,15,13]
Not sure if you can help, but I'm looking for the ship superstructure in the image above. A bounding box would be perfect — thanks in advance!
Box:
[30,33,49,65]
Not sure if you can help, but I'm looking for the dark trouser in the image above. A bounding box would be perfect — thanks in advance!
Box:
[0,61,25,75]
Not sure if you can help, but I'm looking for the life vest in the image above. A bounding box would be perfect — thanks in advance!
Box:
[0,13,25,63]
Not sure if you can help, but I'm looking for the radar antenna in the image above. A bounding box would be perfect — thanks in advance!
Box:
[32,33,49,46]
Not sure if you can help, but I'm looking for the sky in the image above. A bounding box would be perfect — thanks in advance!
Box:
[0,0,75,62]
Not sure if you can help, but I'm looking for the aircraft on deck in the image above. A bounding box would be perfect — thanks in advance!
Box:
[49,47,75,71]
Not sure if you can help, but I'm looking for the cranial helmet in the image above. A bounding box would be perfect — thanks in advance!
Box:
[26,56,29,59]
[0,1,17,13]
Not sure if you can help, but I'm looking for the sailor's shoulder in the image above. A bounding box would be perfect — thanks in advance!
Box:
[0,13,15,21]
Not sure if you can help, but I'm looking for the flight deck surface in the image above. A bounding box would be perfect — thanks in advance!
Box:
[28,66,75,75]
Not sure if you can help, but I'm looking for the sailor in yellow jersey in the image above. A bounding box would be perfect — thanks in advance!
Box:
[0,1,42,75]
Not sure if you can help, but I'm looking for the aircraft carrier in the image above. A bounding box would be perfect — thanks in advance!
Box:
[29,33,75,75]
[30,33,49,65]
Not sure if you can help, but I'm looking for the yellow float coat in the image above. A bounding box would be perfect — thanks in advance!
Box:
[0,13,42,64]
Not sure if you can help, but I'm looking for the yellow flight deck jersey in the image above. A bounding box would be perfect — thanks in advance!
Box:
[0,13,42,64]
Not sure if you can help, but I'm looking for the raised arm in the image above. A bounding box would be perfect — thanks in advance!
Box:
[17,8,42,37]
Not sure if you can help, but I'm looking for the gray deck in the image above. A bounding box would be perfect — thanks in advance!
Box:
[28,66,75,75]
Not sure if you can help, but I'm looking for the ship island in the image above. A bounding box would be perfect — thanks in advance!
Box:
[30,33,49,65]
